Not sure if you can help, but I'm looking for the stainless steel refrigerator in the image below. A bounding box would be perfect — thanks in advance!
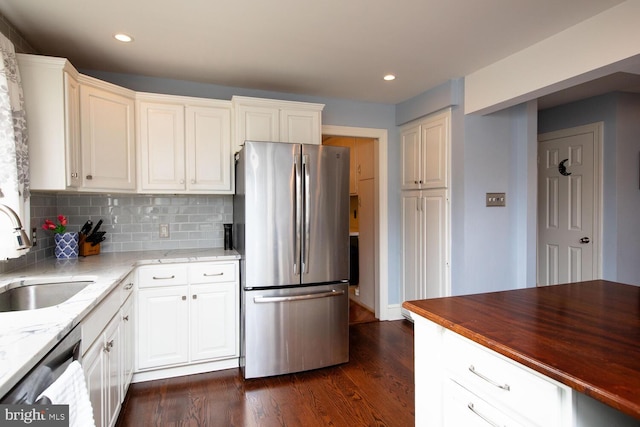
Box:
[234,140,350,379]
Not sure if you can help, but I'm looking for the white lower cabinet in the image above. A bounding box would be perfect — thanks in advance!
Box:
[82,275,135,427]
[135,261,239,381]
[137,285,190,369]
[401,189,449,318]
[412,315,640,427]
[413,316,573,427]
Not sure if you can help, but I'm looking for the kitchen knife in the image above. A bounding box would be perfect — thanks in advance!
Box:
[90,236,105,247]
[87,219,103,238]
[80,220,93,235]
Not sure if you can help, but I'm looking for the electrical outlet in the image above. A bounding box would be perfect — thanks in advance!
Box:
[486,192,506,207]
[31,227,37,246]
[159,223,170,238]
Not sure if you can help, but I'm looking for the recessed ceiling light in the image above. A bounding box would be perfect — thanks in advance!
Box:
[114,33,133,43]
[383,74,396,81]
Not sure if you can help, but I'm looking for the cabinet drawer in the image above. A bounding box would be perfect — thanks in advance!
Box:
[443,331,564,426]
[444,379,524,427]
[189,262,236,284]
[81,287,120,354]
[138,264,188,288]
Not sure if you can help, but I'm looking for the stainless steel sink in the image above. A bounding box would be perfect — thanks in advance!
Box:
[0,277,96,312]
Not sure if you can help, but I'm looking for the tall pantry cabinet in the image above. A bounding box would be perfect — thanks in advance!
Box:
[400,109,450,317]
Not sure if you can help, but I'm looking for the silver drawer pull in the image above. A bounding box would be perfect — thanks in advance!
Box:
[152,275,175,280]
[203,272,224,277]
[467,403,503,427]
[124,282,134,290]
[468,365,510,391]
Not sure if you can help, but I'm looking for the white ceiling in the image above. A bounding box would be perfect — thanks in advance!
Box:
[0,0,632,105]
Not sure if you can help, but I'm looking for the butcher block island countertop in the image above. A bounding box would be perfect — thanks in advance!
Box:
[403,280,640,423]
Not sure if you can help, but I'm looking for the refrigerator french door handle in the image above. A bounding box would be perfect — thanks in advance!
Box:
[302,153,311,274]
[294,155,302,276]
[253,289,345,303]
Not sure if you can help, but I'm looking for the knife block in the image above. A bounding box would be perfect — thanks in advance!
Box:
[79,235,100,257]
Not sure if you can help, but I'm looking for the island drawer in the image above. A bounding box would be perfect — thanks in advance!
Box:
[189,262,236,284]
[138,264,188,288]
[444,378,524,427]
[443,330,566,426]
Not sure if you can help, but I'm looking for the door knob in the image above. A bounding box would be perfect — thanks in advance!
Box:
[580,237,590,244]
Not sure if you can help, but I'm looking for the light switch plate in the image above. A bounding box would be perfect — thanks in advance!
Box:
[486,192,506,207]
[159,223,170,238]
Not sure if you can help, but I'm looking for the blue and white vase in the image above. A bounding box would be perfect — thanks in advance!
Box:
[54,232,79,259]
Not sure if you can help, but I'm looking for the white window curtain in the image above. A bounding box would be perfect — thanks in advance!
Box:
[0,32,30,234]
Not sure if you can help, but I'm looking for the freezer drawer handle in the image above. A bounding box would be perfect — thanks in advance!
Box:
[253,289,345,303]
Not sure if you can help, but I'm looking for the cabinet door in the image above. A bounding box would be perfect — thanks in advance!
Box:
[356,138,375,181]
[185,105,232,192]
[190,282,238,362]
[280,108,321,145]
[138,101,186,191]
[236,104,279,147]
[422,189,448,299]
[80,84,136,190]
[421,114,448,189]
[357,179,375,311]
[401,191,422,305]
[120,295,134,396]
[83,338,105,427]
[104,315,121,427]
[137,287,189,369]
[64,72,82,188]
[401,125,421,190]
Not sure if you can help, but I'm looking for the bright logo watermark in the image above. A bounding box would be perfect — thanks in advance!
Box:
[1,405,68,426]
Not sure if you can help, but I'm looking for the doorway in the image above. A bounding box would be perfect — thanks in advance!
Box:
[537,122,603,285]
[322,125,389,320]
[323,136,376,316]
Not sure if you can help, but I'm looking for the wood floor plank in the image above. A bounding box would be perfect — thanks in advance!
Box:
[116,320,414,427]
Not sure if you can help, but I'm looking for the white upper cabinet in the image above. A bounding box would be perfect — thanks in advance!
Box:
[18,54,81,190]
[401,109,450,190]
[233,96,324,153]
[185,105,232,192]
[137,93,232,194]
[79,77,136,191]
[137,100,186,192]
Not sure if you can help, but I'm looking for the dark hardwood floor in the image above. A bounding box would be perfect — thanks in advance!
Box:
[116,320,414,427]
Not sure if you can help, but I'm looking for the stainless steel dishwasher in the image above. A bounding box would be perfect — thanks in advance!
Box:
[0,324,81,404]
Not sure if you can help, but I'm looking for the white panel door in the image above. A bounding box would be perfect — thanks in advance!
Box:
[190,282,237,362]
[186,105,232,192]
[401,191,421,303]
[138,101,185,191]
[423,189,448,299]
[80,84,135,190]
[237,105,279,145]
[421,115,448,189]
[137,287,189,369]
[538,124,600,285]
[280,108,321,145]
[400,125,421,190]
[357,178,376,311]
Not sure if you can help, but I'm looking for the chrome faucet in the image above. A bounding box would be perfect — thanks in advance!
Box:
[0,203,32,259]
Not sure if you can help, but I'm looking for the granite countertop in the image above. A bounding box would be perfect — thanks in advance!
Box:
[0,248,240,398]
[402,280,640,420]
